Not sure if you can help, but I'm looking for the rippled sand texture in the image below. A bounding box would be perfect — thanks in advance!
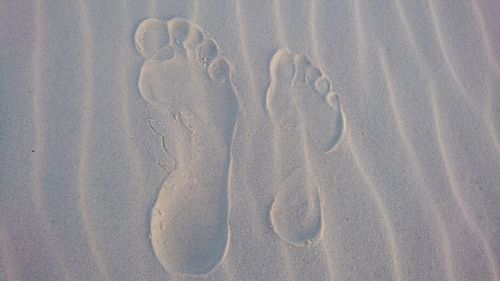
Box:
[1,0,499,280]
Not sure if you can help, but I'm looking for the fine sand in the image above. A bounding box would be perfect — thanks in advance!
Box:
[1,0,499,280]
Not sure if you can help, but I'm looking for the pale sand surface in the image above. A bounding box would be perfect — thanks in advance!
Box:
[1,0,499,280]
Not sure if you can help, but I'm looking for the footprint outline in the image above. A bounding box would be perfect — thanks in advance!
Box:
[266,48,345,246]
[135,17,240,276]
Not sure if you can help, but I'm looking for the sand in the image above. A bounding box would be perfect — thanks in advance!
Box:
[1,0,499,280]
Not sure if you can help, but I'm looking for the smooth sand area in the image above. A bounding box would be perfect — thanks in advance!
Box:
[1,0,499,280]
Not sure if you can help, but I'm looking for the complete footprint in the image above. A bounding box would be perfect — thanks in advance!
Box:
[266,49,344,246]
[135,18,238,276]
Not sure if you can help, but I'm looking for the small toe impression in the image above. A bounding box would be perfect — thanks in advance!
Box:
[305,65,322,86]
[135,18,169,59]
[270,49,295,83]
[167,18,191,46]
[167,18,204,50]
[196,39,219,65]
[315,77,331,95]
[208,57,230,83]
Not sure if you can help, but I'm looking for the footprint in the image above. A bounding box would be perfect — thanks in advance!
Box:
[266,49,344,246]
[135,18,238,276]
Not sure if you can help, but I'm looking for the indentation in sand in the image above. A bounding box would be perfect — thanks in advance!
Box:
[135,17,238,276]
[266,49,344,246]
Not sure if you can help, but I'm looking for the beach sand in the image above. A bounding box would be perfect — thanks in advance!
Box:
[1,0,499,280]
